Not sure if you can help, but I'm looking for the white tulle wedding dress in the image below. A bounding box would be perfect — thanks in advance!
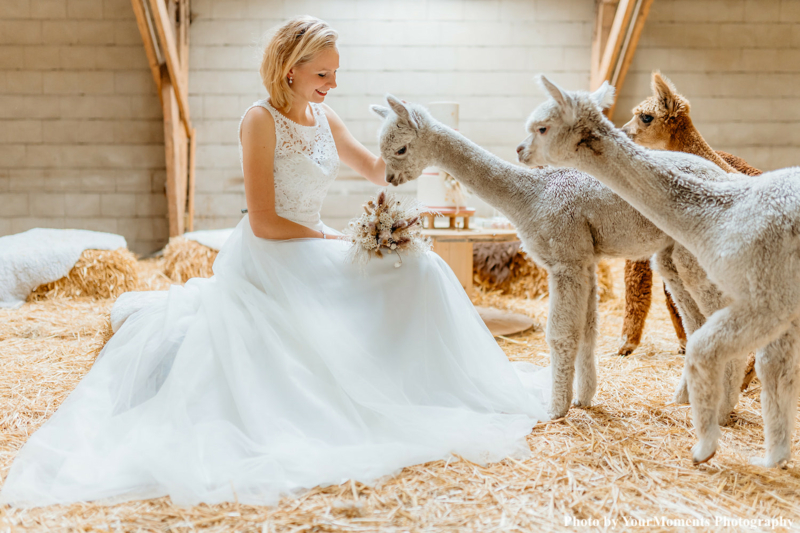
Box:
[0,100,550,507]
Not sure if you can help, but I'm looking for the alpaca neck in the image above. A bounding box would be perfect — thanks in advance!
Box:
[669,115,738,173]
[424,122,539,212]
[575,120,722,242]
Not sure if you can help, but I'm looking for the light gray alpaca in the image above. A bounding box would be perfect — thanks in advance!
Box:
[518,75,800,467]
[371,95,718,421]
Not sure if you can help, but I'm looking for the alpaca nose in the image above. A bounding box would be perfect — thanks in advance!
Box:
[516,143,525,154]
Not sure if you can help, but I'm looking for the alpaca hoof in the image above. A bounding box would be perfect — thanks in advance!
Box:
[691,441,717,465]
[548,404,570,420]
[572,398,592,409]
[677,344,686,355]
[617,341,636,356]
[749,456,789,469]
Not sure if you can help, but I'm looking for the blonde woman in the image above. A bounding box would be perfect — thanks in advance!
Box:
[0,17,549,507]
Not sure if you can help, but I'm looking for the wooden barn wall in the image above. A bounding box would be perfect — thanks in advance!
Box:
[1,0,799,241]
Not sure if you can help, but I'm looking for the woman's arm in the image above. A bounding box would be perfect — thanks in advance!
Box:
[241,106,327,240]
[322,104,388,186]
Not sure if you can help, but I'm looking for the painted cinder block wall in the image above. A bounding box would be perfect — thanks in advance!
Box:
[0,0,167,254]
[187,0,596,233]
[189,0,800,233]
[1,0,799,253]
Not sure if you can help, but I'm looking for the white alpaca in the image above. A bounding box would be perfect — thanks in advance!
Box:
[371,95,722,421]
[518,75,800,467]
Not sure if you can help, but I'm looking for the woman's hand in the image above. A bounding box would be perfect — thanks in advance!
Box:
[322,104,389,186]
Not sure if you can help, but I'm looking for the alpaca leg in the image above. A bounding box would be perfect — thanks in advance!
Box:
[669,246,744,421]
[717,353,749,426]
[750,324,800,468]
[652,247,706,404]
[687,304,788,464]
[664,285,687,353]
[574,264,598,408]
[546,265,591,419]
[618,259,652,355]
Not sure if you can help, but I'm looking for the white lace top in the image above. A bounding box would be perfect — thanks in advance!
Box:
[239,99,339,231]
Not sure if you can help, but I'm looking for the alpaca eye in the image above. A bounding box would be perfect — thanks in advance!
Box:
[538,127,547,134]
[640,114,654,124]
[396,146,407,155]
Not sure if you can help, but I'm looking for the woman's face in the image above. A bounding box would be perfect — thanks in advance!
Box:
[289,47,339,105]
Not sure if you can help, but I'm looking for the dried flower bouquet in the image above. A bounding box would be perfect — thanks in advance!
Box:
[344,191,431,268]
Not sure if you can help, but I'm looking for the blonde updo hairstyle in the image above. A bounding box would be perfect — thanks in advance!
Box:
[260,16,338,112]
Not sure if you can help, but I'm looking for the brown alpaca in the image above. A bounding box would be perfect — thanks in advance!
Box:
[620,71,760,388]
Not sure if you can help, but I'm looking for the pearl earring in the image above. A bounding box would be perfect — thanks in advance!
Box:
[288,77,293,85]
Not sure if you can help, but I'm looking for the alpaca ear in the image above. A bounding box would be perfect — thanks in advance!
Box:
[590,81,616,110]
[370,105,390,119]
[537,75,577,125]
[652,71,680,117]
[537,75,569,109]
[385,94,418,128]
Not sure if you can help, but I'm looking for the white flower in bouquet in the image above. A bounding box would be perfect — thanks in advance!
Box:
[344,190,431,268]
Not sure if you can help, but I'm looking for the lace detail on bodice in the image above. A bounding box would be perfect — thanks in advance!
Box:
[239,99,339,230]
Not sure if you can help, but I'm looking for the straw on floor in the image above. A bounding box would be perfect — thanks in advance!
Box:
[27,248,139,302]
[1,259,798,532]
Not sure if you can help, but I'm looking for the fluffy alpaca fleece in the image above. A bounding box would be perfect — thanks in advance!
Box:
[371,95,709,421]
[623,71,763,392]
[519,75,800,467]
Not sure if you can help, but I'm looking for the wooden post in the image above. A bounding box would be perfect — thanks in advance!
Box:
[161,66,185,236]
[132,0,194,238]
[590,0,620,90]
[186,127,196,232]
[590,0,653,120]
[606,0,654,119]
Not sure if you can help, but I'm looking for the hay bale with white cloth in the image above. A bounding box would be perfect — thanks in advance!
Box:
[0,228,135,308]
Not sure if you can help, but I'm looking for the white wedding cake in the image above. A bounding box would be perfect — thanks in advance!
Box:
[417,102,468,210]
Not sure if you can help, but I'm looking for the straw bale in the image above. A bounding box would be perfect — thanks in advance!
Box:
[474,241,614,302]
[162,237,217,283]
[27,248,138,302]
[1,258,798,532]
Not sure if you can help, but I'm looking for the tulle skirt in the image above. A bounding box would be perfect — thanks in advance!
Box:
[0,217,550,507]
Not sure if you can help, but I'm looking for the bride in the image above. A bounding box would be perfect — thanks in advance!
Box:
[0,16,549,507]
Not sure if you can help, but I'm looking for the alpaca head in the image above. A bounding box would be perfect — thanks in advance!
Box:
[371,95,433,186]
[516,75,616,168]
[620,72,690,150]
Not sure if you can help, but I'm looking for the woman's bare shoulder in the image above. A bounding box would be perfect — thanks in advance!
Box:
[241,105,276,144]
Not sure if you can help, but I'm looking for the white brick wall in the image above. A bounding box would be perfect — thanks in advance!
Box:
[188,0,595,230]
[615,0,800,171]
[3,0,799,244]
[0,0,166,254]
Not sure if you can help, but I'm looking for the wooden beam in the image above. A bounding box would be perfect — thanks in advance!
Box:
[594,0,635,90]
[161,66,185,237]
[178,0,189,89]
[590,0,620,90]
[130,0,162,98]
[606,0,654,119]
[186,127,196,232]
[148,0,192,136]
